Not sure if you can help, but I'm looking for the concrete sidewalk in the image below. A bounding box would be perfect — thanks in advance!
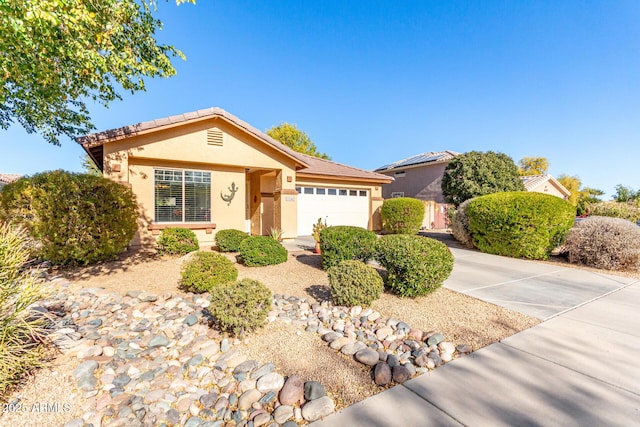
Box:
[312,279,640,426]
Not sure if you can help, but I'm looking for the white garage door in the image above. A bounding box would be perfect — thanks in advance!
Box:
[297,186,370,236]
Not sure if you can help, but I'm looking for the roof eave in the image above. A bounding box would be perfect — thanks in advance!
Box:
[296,172,393,184]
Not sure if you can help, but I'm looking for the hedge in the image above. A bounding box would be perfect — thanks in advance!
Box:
[381,197,425,235]
[319,226,377,270]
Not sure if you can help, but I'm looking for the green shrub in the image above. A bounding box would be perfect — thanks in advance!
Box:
[181,251,238,293]
[0,170,137,265]
[157,228,199,255]
[215,229,249,252]
[0,224,49,398]
[319,226,377,270]
[450,199,474,248]
[375,235,453,297]
[586,202,640,222]
[381,197,425,235]
[565,216,640,271]
[208,279,272,335]
[239,236,288,267]
[328,260,384,307]
[466,192,575,260]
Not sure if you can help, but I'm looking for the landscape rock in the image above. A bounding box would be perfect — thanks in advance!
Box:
[301,396,335,422]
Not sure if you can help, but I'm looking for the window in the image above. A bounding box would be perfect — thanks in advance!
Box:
[391,192,404,198]
[349,190,358,196]
[155,169,211,223]
[394,171,406,178]
[339,189,348,196]
[316,188,326,195]
[296,187,301,194]
[328,189,337,195]
[304,187,314,194]
[359,190,367,197]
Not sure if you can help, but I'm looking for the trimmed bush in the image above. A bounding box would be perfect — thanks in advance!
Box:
[375,235,453,297]
[208,279,271,335]
[319,226,377,270]
[157,228,199,255]
[0,170,137,265]
[450,199,474,248]
[586,202,640,222]
[239,236,288,267]
[466,192,575,260]
[381,197,425,235]
[181,251,238,293]
[215,229,249,252]
[565,216,640,271]
[328,260,384,307]
[0,224,49,398]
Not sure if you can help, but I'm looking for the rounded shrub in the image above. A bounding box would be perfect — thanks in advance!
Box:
[381,197,425,235]
[239,236,288,267]
[327,260,384,307]
[208,278,272,335]
[181,251,238,293]
[466,192,575,260]
[319,226,377,270]
[215,229,249,252]
[564,216,640,271]
[375,235,453,297]
[586,202,640,222]
[157,228,199,255]
[450,199,474,248]
[0,170,137,265]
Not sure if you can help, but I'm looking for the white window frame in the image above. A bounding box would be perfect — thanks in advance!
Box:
[154,168,211,223]
[391,192,404,198]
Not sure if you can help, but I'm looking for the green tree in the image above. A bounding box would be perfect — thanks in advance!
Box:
[441,151,525,207]
[577,187,604,215]
[517,156,549,176]
[266,123,330,159]
[557,174,581,206]
[613,184,639,203]
[0,0,193,145]
[81,153,102,177]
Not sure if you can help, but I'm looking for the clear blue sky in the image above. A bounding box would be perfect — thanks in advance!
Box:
[2,1,638,198]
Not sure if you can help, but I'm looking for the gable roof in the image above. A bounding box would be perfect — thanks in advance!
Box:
[76,107,391,184]
[375,150,460,172]
[521,174,571,197]
[0,173,21,184]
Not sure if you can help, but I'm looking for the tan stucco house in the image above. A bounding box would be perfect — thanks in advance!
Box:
[520,174,571,200]
[375,151,459,229]
[78,107,392,245]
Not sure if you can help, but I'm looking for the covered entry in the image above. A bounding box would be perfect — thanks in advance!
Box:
[296,186,370,235]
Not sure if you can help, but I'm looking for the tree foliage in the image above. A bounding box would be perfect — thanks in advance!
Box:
[266,122,330,159]
[0,0,193,145]
[557,174,581,206]
[81,153,102,176]
[518,156,549,176]
[613,184,639,203]
[441,151,525,207]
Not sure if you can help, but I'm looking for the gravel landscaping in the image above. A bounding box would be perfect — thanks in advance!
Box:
[1,241,544,426]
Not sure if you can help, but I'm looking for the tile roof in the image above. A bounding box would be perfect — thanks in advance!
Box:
[375,150,460,172]
[0,173,21,184]
[521,174,571,196]
[76,107,391,183]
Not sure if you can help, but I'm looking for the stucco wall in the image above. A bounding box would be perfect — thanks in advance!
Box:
[528,181,568,199]
[379,162,449,203]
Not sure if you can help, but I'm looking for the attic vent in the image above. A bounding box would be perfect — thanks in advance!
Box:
[207,128,224,146]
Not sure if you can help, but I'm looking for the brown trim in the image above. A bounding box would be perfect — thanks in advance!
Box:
[260,192,274,198]
[371,197,384,202]
[279,189,299,195]
[296,172,392,184]
[148,223,217,235]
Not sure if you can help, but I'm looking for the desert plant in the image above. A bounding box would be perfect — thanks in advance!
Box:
[564,216,640,271]
[156,227,199,255]
[239,236,288,267]
[0,170,137,265]
[215,229,249,252]
[327,260,384,307]
[375,235,454,297]
[208,278,272,335]
[268,227,283,242]
[319,226,377,270]
[312,217,327,243]
[441,151,525,207]
[380,197,425,235]
[586,201,640,222]
[181,251,238,293]
[466,192,575,260]
[0,224,50,398]
[450,198,474,248]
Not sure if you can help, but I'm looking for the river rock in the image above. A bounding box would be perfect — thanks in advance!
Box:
[279,375,304,405]
[304,381,326,401]
[374,362,392,385]
[301,396,335,422]
[355,348,379,366]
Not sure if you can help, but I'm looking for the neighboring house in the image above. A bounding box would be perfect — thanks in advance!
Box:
[520,174,571,200]
[77,107,392,245]
[375,151,460,229]
[0,173,22,190]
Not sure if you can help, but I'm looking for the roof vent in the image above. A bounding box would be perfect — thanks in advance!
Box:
[207,128,223,146]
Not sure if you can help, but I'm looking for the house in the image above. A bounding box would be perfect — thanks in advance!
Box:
[78,107,392,245]
[374,151,460,229]
[0,173,22,190]
[520,174,571,200]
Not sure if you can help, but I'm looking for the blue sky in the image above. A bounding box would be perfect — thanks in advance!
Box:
[2,1,638,198]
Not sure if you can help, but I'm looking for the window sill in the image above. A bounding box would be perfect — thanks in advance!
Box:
[148,223,217,235]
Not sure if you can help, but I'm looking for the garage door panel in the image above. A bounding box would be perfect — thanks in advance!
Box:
[297,188,369,235]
